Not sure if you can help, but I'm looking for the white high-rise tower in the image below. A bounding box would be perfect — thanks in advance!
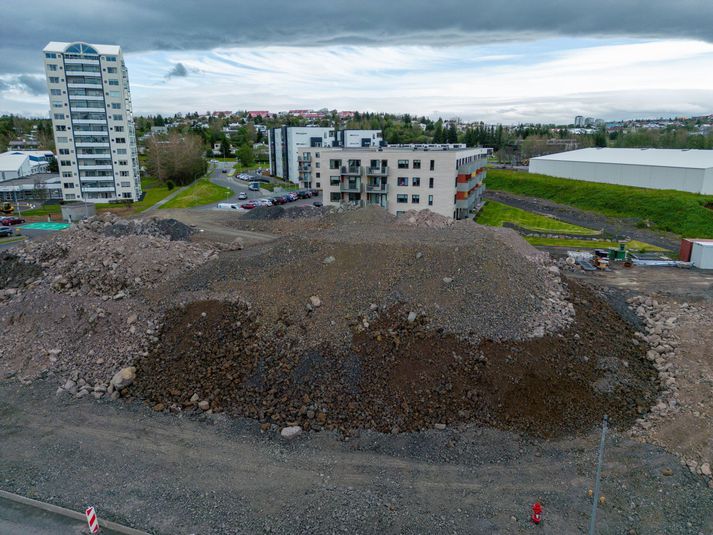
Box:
[43,41,142,202]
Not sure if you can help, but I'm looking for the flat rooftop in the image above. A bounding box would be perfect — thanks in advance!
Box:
[309,146,488,154]
[532,148,713,169]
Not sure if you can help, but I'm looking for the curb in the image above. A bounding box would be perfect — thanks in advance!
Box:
[0,489,150,535]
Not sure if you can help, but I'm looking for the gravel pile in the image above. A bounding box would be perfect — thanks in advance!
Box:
[131,280,656,438]
[395,209,455,229]
[241,204,330,221]
[79,212,194,240]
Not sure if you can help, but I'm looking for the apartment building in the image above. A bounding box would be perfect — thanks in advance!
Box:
[268,126,382,183]
[43,41,142,202]
[299,146,489,219]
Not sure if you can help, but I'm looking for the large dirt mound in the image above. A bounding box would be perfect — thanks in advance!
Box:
[131,281,656,438]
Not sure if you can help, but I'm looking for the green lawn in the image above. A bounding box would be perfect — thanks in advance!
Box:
[476,200,601,235]
[0,236,27,245]
[261,182,299,192]
[159,178,232,209]
[525,236,667,252]
[486,169,713,238]
[20,205,61,217]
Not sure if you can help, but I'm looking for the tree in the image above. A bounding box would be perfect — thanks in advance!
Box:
[237,144,254,167]
[446,123,458,144]
[146,132,207,186]
[220,137,231,158]
[47,155,58,173]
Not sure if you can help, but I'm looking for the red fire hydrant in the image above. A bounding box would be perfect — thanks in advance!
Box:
[531,502,542,524]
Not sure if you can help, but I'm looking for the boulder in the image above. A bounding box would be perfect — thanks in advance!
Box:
[110,366,136,389]
[280,426,303,440]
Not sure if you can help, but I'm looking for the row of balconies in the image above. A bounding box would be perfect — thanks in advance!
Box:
[339,166,389,177]
[338,180,388,193]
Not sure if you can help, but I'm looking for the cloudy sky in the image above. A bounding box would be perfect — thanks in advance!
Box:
[1,0,713,123]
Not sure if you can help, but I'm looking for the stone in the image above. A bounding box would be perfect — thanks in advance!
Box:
[309,296,322,308]
[701,463,711,477]
[260,422,271,432]
[127,313,138,325]
[434,423,446,430]
[153,403,165,412]
[407,311,417,323]
[280,425,302,440]
[76,389,89,399]
[661,467,673,476]
[190,393,200,403]
[110,366,136,389]
[63,379,76,391]
[198,400,210,411]
[442,277,453,284]
[323,256,335,264]
[415,252,423,259]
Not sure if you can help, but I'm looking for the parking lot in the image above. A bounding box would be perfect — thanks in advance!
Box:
[207,160,322,213]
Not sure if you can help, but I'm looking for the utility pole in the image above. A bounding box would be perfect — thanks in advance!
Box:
[589,415,608,535]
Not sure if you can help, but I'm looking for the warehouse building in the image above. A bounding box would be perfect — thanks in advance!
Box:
[299,146,489,220]
[529,148,713,194]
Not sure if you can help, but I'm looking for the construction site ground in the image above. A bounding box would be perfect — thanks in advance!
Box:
[1,207,712,534]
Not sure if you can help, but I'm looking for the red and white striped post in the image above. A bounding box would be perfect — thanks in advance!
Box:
[85,506,100,533]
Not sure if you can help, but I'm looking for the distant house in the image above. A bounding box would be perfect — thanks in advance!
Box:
[248,111,270,119]
[8,139,39,150]
[150,126,168,135]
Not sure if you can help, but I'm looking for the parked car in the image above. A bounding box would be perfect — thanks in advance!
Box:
[312,201,323,207]
[0,226,14,237]
[238,192,248,200]
[271,196,286,205]
[221,169,228,173]
[240,202,257,210]
[217,202,239,210]
[248,182,260,191]
[286,192,298,201]
[0,216,25,226]
[310,189,320,197]
[297,190,311,199]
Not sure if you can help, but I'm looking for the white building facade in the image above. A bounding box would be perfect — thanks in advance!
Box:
[268,127,382,183]
[300,146,489,220]
[0,150,54,181]
[43,41,142,202]
[529,148,713,194]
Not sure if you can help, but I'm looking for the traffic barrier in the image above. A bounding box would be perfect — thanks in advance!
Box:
[86,506,100,533]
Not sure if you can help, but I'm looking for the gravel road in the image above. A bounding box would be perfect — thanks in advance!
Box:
[483,190,681,250]
[1,379,711,534]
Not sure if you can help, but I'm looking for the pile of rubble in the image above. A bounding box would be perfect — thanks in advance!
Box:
[627,295,713,487]
[78,213,194,240]
[395,209,455,229]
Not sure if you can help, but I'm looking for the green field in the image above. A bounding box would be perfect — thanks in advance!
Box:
[20,204,61,217]
[486,169,713,238]
[476,200,601,235]
[524,236,667,252]
[261,182,299,192]
[159,179,232,209]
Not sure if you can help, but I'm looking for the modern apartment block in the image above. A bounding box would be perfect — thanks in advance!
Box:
[299,146,490,219]
[268,126,382,183]
[43,41,142,202]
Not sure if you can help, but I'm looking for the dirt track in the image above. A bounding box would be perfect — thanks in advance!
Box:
[1,379,711,534]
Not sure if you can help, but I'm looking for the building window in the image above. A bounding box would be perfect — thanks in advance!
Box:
[330,176,339,186]
[397,194,408,203]
[120,181,130,187]
[56,136,68,143]
[52,101,63,108]
[412,194,420,204]
[430,160,435,171]
[397,159,409,169]
[107,67,118,73]
[56,126,67,133]
[316,172,320,178]
[109,91,120,97]
[50,89,61,95]
[105,56,117,62]
[315,162,320,168]
[116,148,127,154]
[397,177,408,186]
[412,177,420,187]
[413,159,421,169]
[108,80,119,86]
[112,114,123,121]
[47,64,58,71]
[316,182,321,188]
[49,77,60,83]
[111,103,121,109]
[63,181,74,187]
[59,148,70,155]
[330,192,341,202]
[315,152,320,158]
[45,52,57,59]
[65,194,76,200]
[120,171,129,177]
[60,160,73,166]
[53,113,65,120]
[428,195,433,206]
[115,126,124,132]
[329,159,342,169]
[115,137,126,143]
[62,174,72,179]
[429,177,434,189]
